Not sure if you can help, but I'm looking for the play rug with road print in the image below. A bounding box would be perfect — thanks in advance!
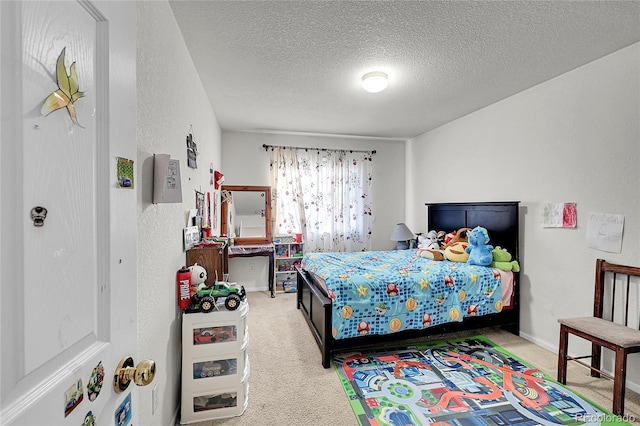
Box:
[333,336,630,425]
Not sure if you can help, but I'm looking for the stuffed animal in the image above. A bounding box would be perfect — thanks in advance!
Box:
[441,228,471,262]
[491,246,520,272]
[416,230,446,260]
[444,241,470,262]
[189,263,208,294]
[445,228,471,247]
[443,228,470,247]
[418,227,471,262]
[465,226,494,266]
[443,230,457,246]
[417,247,445,261]
[418,230,440,250]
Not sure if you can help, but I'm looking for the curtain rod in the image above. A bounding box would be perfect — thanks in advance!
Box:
[262,143,376,154]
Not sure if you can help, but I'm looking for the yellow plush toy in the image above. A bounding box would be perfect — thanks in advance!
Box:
[444,241,470,262]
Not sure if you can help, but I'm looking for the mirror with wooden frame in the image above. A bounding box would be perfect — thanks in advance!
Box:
[220,185,272,245]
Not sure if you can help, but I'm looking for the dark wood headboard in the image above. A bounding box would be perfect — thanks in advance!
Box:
[426,201,520,261]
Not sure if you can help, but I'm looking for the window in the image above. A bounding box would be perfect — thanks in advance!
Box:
[269,147,373,252]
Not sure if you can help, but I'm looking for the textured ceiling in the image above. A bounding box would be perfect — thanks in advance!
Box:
[169,1,640,140]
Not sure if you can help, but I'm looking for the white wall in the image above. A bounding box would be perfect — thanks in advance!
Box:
[221,131,406,291]
[408,44,640,385]
[137,2,222,423]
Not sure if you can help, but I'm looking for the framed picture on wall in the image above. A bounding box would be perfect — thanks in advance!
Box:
[206,192,211,229]
[212,190,219,232]
[195,190,205,217]
[184,226,199,251]
[186,133,198,169]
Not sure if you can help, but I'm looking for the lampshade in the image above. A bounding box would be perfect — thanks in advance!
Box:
[390,223,413,249]
[362,71,388,93]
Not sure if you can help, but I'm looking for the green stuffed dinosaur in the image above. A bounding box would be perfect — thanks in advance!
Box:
[491,246,520,272]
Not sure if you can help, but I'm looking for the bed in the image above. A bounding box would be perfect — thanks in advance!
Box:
[296,201,520,367]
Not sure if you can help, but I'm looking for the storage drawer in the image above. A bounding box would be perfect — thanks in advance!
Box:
[189,350,247,384]
[180,376,248,423]
[184,302,249,354]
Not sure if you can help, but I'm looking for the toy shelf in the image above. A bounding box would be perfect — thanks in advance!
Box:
[273,238,304,293]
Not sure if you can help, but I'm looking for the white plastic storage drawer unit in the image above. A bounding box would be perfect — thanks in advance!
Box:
[180,301,249,423]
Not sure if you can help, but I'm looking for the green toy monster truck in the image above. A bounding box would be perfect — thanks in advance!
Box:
[191,282,246,313]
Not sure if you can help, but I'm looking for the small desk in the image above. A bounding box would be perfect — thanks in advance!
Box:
[227,243,276,297]
[186,243,227,286]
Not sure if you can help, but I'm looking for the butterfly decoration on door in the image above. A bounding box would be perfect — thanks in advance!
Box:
[41,47,85,126]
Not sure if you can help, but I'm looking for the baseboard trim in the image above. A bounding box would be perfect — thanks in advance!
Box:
[518,330,556,353]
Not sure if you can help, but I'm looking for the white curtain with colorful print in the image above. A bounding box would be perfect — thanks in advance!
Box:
[269,147,373,252]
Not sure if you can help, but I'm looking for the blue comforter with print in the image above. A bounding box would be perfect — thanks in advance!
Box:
[302,249,505,340]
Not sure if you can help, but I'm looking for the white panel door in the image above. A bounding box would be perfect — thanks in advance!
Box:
[1,1,139,425]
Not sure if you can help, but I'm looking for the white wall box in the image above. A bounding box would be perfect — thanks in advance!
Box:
[180,301,249,423]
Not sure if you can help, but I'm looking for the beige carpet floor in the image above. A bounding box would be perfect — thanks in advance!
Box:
[183,290,640,425]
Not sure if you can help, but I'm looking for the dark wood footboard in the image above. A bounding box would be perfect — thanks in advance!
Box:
[296,266,333,367]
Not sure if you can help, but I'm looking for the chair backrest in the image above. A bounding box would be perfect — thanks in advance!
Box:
[594,259,640,328]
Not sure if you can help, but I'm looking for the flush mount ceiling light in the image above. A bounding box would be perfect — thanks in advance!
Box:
[362,71,388,93]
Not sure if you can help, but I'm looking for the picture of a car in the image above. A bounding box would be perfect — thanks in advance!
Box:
[118,176,132,187]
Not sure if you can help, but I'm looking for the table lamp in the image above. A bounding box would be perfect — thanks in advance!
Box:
[390,223,414,250]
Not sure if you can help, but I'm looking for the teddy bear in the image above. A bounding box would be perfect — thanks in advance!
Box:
[465,226,494,266]
[491,246,520,272]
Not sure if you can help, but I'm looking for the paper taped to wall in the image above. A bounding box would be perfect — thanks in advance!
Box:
[586,212,624,253]
[542,202,576,228]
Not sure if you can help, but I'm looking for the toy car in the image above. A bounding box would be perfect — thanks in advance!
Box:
[199,362,224,377]
[202,327,235,341]
[193,327,236,344]
[191,281,246,313]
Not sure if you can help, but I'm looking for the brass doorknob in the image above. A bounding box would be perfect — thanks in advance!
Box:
[113,357,156,393]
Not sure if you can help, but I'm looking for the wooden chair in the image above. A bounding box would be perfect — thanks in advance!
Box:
[557,259,640,416]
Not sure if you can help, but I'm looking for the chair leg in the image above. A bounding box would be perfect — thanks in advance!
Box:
[591,341,602,378]
[612,348,627,416]
[557,325,569,384]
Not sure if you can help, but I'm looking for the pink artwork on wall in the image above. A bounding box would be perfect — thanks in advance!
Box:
[562,203,577,228]
[542,202,577,228]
